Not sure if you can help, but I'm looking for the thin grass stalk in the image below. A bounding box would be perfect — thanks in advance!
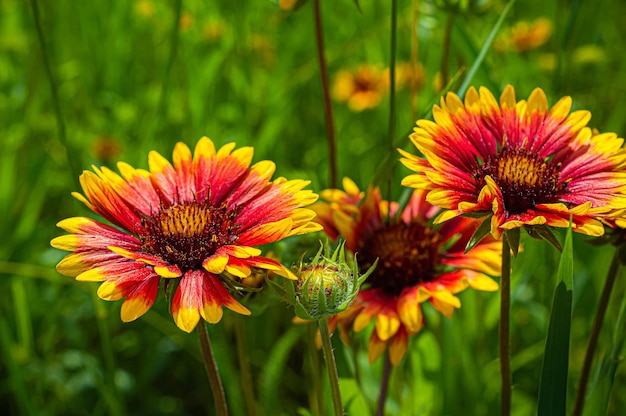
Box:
[385,0,398,205]
[410,0,420,122]
[29,0,80,188]
[312,0,337,189]
[234,318,259,416]
[439,13,454,90]
[500,236,512,416]
[573,249,621,416]
[457,0,517,97]
[319,318,343,416]
[145,0,182,150]
[376,352,393,416]
[198,321,229,416]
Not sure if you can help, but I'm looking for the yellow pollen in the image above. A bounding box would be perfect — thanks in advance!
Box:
[497,154,546,187]
[159,205,208,237]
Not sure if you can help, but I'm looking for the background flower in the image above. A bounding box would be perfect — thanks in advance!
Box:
[331,64,389,112]
[51,137,321,332]
[315,182,500,365]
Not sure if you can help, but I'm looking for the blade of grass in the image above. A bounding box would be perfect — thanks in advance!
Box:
[29,0,80,188]
[457,0,517,97]
[537,224,573,416]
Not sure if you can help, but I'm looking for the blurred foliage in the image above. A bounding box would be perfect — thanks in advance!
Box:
[1,0,626,414]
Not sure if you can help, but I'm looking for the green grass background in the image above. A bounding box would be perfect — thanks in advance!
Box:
[2,0,626,414]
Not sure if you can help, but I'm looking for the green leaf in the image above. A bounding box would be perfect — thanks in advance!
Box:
[457,0,518,97]
[464,216,492,254]
[537,224,573,416]
[525,225,563,252]
[461,210,492,219]
[504,228,521,258]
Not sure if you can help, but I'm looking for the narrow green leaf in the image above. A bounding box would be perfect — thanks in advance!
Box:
[504,228,521,258]
[538,225,573,415]
[457,0,518,97]
[461,210,492,219]
[526,225,563,252]
[464,216,492,254]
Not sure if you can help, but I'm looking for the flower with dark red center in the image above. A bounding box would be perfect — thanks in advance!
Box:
[315,182,500,365]
[400,85,626,239]
[51,137,321,332]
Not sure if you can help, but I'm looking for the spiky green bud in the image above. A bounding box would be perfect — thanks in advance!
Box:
[269,241,377,321]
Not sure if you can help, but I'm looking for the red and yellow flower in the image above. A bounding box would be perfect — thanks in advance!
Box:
[51,137,321,332]
[315,182,500,365]
[400,85,626,239]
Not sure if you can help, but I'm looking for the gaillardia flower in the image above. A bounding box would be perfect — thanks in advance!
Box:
[400,85,626,240]
[315,182,500,365]
[51,137,321,332]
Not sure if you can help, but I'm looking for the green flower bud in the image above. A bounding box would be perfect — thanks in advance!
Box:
[268,241,377,321]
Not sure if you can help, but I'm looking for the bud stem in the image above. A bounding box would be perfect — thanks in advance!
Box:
[319,318,343,416]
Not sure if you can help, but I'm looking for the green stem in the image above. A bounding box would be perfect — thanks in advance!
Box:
[439,13,454,90]
[307,324,324,416]
[312,0,337,189]
[376,352,393,416]
[29,0,80,188]
[500,236,512,416]
[146,0,182,149]
[385,0,398,204]
[234,318,258,416]
[319,318,343,416]
[410,0,420,122]
[198,321,229,416]
[572,249,620,416]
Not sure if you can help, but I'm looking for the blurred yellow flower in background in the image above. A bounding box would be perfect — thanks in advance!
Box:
[496,17,553,52]
[332,65,389,112]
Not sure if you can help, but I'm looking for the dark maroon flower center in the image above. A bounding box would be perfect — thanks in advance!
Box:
[474,146,566,215]
[139,201,240,271]
[357,221,441,296]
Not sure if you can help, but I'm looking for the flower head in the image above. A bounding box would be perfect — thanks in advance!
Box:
[400,85,626,241]
[51,137,321,332]
[315,182,500,365]
[331,65,389,112]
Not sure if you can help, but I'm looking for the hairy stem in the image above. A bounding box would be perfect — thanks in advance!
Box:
[319,318,343,416]
[376,352,393,416]
[198,322,229,416]
[500,236,512,416]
